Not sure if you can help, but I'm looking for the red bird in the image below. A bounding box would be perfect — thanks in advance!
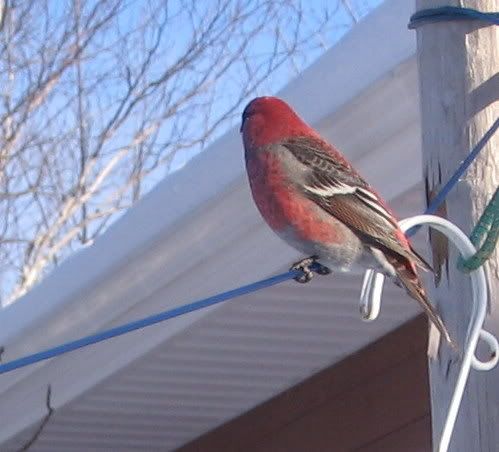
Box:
[241,96,453,347]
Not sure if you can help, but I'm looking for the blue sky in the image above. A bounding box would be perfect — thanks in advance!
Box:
[166,0,385,173]
[0,0,385,302]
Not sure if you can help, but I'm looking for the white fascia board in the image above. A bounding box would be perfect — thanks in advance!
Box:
[0,0,419,443]
[278,0,416,126]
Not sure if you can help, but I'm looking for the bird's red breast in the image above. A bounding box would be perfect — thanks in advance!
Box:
[246,149,343,244]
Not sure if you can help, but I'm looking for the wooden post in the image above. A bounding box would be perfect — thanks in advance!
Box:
[415,0,499,450]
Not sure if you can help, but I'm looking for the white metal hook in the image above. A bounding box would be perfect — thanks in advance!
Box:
[359,214,498,452]
[360,269,384,321]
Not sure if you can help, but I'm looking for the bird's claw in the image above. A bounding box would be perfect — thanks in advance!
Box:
[315,263,332,276]
[291,255,331,283]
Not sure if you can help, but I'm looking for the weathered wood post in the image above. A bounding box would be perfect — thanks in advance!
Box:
[414,0,499,450]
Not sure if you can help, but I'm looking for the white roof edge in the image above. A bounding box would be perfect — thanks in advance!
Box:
[0,0,418,442]
[279,0,415,124]
[0,0,416,345]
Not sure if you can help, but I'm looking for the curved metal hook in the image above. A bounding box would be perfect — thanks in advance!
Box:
[359,214,498,452]
[360,269,384,321]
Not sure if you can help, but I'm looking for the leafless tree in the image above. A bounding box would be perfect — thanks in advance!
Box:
[0,0,345,305]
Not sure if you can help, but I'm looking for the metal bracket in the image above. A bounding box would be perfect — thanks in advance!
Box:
[359,214,499,452]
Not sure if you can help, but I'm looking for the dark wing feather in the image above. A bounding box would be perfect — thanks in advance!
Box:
[282,137,430,270]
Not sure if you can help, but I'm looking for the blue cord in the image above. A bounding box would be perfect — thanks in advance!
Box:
[406,117,499,238]
[0,116,497,375]
[0,117,497,375]
[408,6,499,29]
[0,123,497,376]
[424,117,499,217]
[0,269,300,375]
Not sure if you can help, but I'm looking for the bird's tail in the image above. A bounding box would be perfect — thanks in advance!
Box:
[388,256,456,350]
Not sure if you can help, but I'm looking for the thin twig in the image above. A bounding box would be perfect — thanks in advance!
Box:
[17,385,54,452]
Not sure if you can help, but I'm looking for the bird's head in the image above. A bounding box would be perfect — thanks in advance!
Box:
[240,96,316,149]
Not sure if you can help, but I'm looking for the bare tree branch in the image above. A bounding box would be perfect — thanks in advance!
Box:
[0,0,346,304]
[0,0,6,33]
[17,385,54,452]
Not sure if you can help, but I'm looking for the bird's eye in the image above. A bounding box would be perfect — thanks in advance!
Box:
[240,108,252,132]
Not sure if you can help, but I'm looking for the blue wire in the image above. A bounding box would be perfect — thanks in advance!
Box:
[408,6,499,29]
[0,120,497,376]
[0,269,300,375]
[406,116,499,237]
[425,117,499,216]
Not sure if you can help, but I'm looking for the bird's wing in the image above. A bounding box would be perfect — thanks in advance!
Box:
[283,137,431,271]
